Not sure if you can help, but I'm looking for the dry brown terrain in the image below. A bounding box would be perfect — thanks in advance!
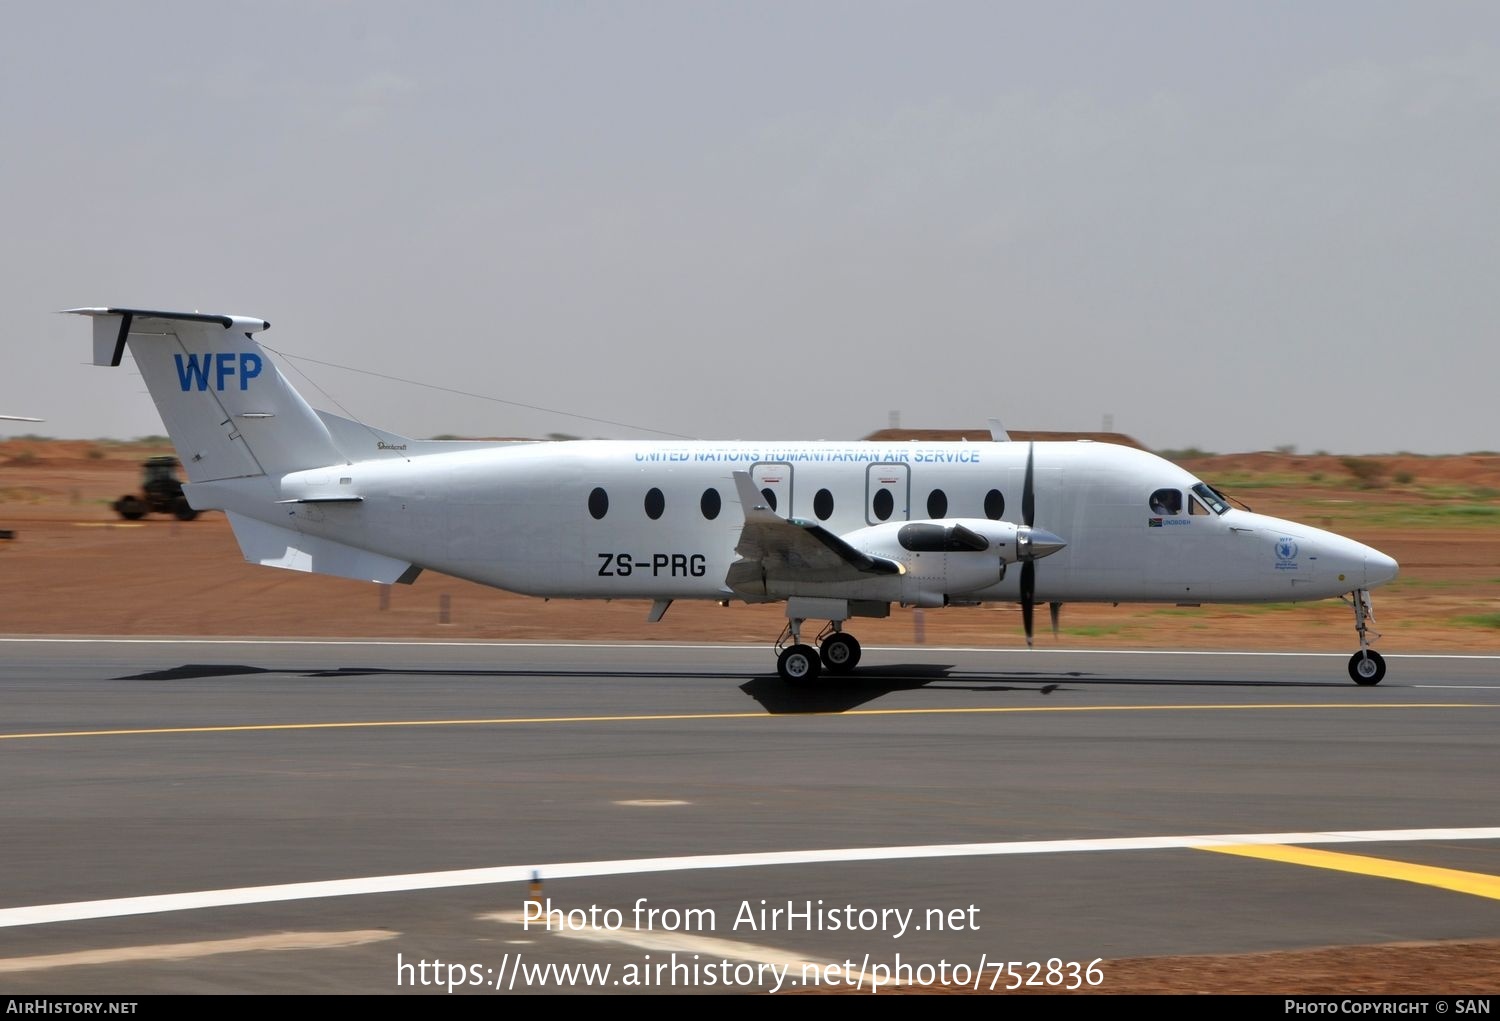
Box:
[2,438,1498,994]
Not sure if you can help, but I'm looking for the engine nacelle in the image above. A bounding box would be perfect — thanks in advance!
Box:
[842,518,1022,607]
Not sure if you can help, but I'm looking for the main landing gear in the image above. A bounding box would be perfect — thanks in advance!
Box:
[775,618,863,684]
[1344,588,1386,686]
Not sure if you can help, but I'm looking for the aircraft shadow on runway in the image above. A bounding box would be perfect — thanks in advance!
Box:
[744,666,1353,713]
[112,663,759,682]
[740,665,1066,713]
[733,663,1265,713]
[113,663,1352,717]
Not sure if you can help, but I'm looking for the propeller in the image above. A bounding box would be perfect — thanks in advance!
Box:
[1016,441,1067,647]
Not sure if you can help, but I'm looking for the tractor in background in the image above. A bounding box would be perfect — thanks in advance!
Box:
[113,456,198,521]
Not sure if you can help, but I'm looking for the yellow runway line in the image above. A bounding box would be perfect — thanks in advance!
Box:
[1199,843,1500,901]
[1,703,1495,742]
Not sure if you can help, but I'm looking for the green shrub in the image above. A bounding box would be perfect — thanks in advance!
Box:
[1341,457,1387,488]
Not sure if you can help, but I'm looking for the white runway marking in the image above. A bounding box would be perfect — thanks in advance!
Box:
[3,827,1498,930]
[0,636,1496,660]
[0,930,396,973]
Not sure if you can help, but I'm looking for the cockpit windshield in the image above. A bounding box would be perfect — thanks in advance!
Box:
[1191,482,1230,515]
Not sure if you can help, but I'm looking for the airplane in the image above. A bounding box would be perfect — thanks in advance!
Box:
[68,307,1400,685]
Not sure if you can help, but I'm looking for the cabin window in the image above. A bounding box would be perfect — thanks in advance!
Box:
[872,488,894,521]
[813,488,834,521]
[588,487,609,520]
[984,489,1005,520]
[761,488,777,512]
[1149,488,1182,515]
[700,488,721,520]
[644,488,665,520]
[927,489,948,519]
[898,522,990,552]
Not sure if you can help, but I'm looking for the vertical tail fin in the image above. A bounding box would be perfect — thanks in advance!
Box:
[68,308,346,482]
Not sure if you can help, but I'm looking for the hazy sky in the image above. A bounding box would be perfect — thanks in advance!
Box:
[3,2,1497,454]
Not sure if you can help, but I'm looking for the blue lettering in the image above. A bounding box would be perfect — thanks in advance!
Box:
[173,351,266,392]
[239,352,263,389]
[214,352,237,390]
[174,353,212,391]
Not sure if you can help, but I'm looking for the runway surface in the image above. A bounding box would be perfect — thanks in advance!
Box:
[1,638,1498,994]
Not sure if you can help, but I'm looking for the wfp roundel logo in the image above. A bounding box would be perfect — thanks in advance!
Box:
[1275,537,1299,569]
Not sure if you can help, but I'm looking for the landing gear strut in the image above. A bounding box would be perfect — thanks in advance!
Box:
[1344,588,1386,686]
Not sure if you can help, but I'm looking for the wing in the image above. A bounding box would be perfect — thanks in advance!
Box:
[725,471,901,595]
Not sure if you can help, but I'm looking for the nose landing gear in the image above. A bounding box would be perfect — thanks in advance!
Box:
[1344,589,1386,686]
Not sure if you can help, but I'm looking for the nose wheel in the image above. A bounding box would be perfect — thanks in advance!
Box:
[1349,650,1386,686]
[1344,589,1386,686]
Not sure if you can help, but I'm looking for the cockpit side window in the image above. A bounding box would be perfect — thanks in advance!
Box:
[1191,482,1230,515]
[1149,488,1182,515]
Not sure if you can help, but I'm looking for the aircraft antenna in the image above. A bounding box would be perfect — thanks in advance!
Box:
[262,346,697,440]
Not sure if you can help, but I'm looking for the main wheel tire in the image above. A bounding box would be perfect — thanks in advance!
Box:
[115,496,146,521]
[819,633,861,674]
[172,498,199,521]
[1349,650,1386,686]
[777,644,821,684]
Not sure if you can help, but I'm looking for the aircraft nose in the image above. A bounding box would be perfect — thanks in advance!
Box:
[1365,549,1399,588]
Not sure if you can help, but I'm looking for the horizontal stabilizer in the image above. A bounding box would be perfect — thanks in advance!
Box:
[226,512,420,584]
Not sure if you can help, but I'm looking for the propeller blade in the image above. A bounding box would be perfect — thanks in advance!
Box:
[1021,560,1035,647]
[1020,441,1037,647]
[1022,441,1035,528]
[1050,601,1061,637]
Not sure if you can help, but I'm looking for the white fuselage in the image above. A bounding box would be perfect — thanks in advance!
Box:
[204,439,1397,607]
